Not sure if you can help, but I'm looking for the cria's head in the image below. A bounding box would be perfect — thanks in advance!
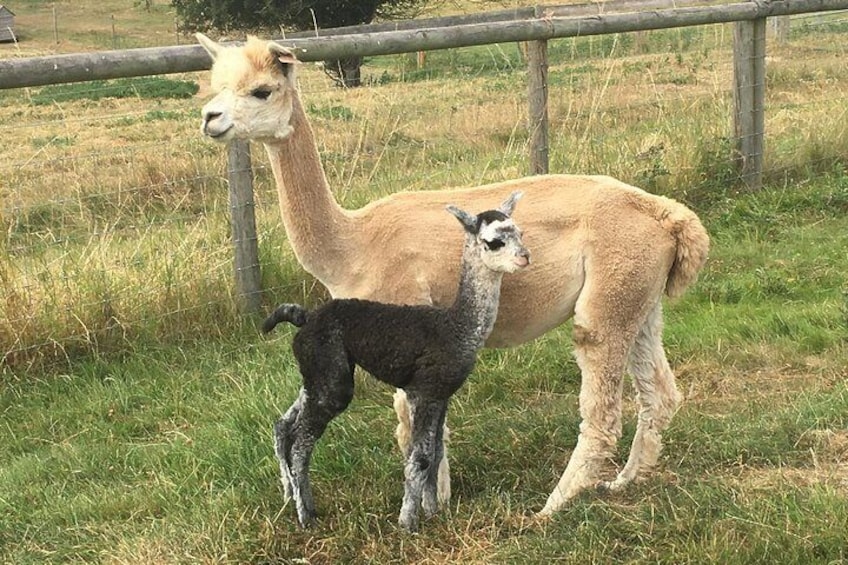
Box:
[446,191,530,273]
[197,33,301,143]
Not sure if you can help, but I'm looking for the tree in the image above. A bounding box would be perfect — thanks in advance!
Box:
[172,0,426,86]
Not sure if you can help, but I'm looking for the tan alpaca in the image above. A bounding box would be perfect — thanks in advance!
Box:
[196,34,710,516]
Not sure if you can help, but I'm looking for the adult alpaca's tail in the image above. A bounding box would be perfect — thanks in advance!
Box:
[262,303,309,333]
[663,201,711,299]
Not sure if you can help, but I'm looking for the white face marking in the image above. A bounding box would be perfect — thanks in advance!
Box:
[479,218,515,242]
[477,217,529,273]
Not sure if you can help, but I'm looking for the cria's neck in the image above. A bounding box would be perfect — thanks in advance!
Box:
[448,238,504,345]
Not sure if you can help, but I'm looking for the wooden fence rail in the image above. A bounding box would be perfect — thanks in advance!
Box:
[1,0,846,90]
[2,0,847,311]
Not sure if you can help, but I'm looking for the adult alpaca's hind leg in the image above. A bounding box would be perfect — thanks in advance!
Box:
[538,237,674,516]
[538,324,630,515]
[395,390,451,505]
[538,270,659,515]
[601,302,683,492]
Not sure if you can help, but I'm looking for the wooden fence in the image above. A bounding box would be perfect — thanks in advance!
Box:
[2,0,847,312]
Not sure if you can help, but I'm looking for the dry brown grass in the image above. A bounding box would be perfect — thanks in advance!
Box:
[1,5,847,369]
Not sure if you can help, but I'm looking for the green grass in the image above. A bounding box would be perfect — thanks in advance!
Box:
[2,4,848,562]
[30,77,199,105]
[2,175,847,562]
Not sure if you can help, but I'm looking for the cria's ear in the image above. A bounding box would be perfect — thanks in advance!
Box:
[446,205,478,234]
[196,32,221,61]
[268,41,301,76]
[498,191,523,217]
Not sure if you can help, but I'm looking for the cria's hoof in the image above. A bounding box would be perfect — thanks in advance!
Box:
[422,493,439,519]
[398,516,419,533]
[297,513,317,529]
[280,481,292,502]
[595,481,612,494]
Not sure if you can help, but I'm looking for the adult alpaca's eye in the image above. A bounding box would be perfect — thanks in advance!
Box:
[251,88,272,100]
[484,239,505,251]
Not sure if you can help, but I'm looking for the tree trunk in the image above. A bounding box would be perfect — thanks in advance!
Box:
[325,56,362,88]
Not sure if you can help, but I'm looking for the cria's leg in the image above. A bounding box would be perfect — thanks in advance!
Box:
[601,302,683,492]
[274,388,305,501]
[422,404,448,519]
[436,424,451,506]
[398,398,446,532]
[395,389,451,505]
[277,360,354,528]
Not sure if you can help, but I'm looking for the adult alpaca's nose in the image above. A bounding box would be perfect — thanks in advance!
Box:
[200,107,232,139]
[203,109,222,123]
[201,109,222,132]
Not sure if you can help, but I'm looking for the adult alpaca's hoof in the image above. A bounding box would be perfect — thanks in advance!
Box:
[533,508,555,521]
[596,477,627,493]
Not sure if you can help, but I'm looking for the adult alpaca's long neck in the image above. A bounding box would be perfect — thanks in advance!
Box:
[262,96,352,286]
[449,240,504,348]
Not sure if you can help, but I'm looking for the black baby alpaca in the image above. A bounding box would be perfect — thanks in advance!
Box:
[264,192,529,532]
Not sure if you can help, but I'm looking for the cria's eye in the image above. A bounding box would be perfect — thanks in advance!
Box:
[484,239,505,251]
[251,88,272,100]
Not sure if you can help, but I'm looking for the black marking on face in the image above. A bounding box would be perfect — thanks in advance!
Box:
[484,238,505,251]
[475,210,509,232]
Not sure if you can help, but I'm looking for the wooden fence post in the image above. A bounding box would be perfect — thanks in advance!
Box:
[732,13,766,190]
[770,16,790,43]
[527,7,549,175]
[227,140,262,314]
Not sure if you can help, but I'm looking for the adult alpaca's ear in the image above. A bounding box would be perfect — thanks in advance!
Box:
[268,41,301,77]
[196,32,221,61]
[446,205,478,234]
[498,191,523,217]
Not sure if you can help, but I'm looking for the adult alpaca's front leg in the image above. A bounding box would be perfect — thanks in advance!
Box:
[394,390,451,505]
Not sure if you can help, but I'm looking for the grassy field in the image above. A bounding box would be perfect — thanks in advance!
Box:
[1,1,848,563]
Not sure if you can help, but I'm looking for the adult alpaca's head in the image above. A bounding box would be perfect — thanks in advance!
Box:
[197,33,300,143]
